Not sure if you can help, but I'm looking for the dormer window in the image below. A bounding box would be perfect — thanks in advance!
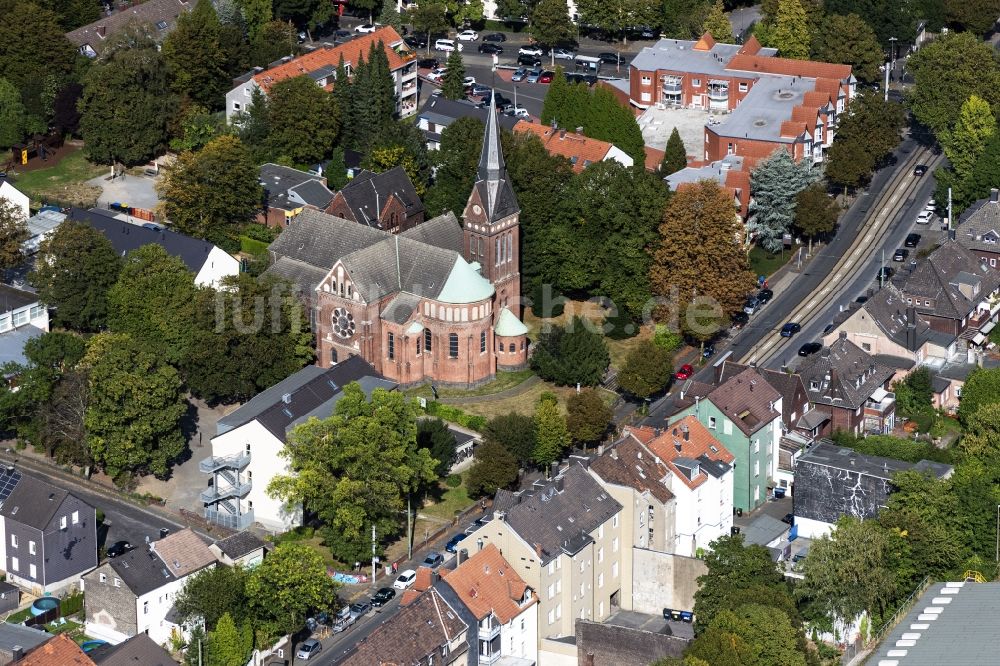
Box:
[156,21,168,30]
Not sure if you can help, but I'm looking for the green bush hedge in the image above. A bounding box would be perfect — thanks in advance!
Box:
[61,591,84,616]
[239,236,270,255]
[424,401,487,432]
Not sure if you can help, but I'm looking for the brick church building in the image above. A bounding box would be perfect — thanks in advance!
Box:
[266,101,528,388]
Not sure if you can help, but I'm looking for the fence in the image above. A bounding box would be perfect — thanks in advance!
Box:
[841,576,934,664]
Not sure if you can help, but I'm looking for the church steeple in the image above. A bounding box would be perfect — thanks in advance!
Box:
[469,95,518,225]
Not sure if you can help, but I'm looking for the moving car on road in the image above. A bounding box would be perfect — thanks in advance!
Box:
[599,52,623,64]
[517,54,542,67]
[780,323,801,337]
[913,164,928,176]
[434,39,459,52]
[483,32,506,42]
[553,48,575,60]
[797,342,822,356]
[478,43,503,54]
[519,45,545,56]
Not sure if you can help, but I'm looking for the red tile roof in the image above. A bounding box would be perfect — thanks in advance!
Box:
[644,145,666,171]
[814,77,846,97]
[737,35,763,55]
[630,417,734,491]
[791,105,818,124]
[514,120,617,172]
[780,120,808,138]
[444,544,536,623]
[253,27,412,93]
[21,634,94,665]
[726,54,853,81]
[803,91,834,108]
[693,32,716,51]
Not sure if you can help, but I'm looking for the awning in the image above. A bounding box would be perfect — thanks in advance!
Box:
[871,387,890,402]
[708,79,730,86]
[980,320,996,335]
[973,332,987,345]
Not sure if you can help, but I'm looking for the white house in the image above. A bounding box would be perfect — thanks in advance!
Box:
[201,357,396,533]
[82,529,217,646]
[0,179,29,223]
[23,209,65,256]
[0,285,49,367]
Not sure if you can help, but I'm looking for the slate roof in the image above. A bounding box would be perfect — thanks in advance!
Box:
[861,283,952,351]
[796,336,895,410]
[381,291,422,324]
[0,473,76,531]
[398,211,463,254]
[259,164,332,212]
[634,417,734,491]
[474,99,519,224]
[150,528,215,578]
[740,514,788,547]
[337,167,424,228]
[339,588,467,666]
[417,96,518,137]
[216,357,395,441]
[706,367,782,436]
[798,441,952,480]
[66,0,190,56]
[957,190,1000,255]
[339,235,460,303]
[90,633,177,665]
[106,548,177,598]
[67,208,219,275]
[443,544,534,623]
[213,531,267,560]
[717,361,807,427]
[590,435,674,503]
[0,623,50,655]
[900,240,1000,321]
[501,464,622,565]
[20,633,92,665]
[267,208,387,280]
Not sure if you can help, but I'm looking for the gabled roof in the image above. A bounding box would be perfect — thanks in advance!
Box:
[901,240,1000,320]
[443,544,535,623]
[725,54,852,81]
[861,283,951,350]
[148,528,215,579]
[706,367,782,436]
[252,27,412,93]
[90,633,177,665]
[500,464,622,565]
[340,588,467,666]
[65,0,190,56]
[590,435,674,503]
[957,191,1000,254]
[416,96,518,135]
[398,211,463,254]
[797,335,895,410]
[67,208,220,275]
[632,417,734,491]
[337,167,424,228]
[338,236,460,303]
[267,208,387,281]
[20,633,92,666]
[717,361,807,427]
[260,164,332,212]
[213,531,267,560]
[513,120,620,173]
[0,472,89,531]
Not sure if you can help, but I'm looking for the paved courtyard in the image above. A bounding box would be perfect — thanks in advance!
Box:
[637,106,712,161]
[86,171,161,210]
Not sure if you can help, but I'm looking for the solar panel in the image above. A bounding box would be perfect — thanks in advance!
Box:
[0,469,22,504]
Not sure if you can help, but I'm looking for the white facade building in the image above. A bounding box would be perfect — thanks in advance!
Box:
[0,180,29,222]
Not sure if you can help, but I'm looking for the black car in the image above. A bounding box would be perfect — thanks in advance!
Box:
[517,54,542,67]
[731,311,749,327]
[417,57,439,69]
[702,342,716,358]
[876,266,895,282]
[914,164,928,176]
[477,92,511,108]
[334,29,352,41]
[905,232,921,248]
[107,540,133,558]
[781,513,794,525]
[483,32,506,42]
[404,35,426,49]
[598,52,623,64]
[757,288,773,304]
[780,322,801,337]
[371,587,396,607]
[855,295,869,304]
[797,341,822,356]
[478,43,503,54]
[892,248,909,262]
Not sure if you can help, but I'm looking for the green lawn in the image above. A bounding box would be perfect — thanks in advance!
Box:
[406,369,534,399]
[421,473,475,521]
[11,149,104,208]
[748,246,791,278]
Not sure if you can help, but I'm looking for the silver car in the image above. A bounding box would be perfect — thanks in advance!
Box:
[296,638,322,660]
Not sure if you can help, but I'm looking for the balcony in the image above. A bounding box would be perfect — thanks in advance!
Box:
[478,617,501,640]
[401,66,417,80]
[205,507,254,531]
[201,479,252,504]
[865,389,895,414]
[199,452,250,474]
[661,76,682,93]
[401,80,417,95]
[707,82,729,101]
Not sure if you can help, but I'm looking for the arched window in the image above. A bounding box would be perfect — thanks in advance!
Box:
[449,333,459,358]
[509,342,515,353]
[330,348,337,364]
[424,328,432,352]
[387,332,395,360]
[480,331,486,353]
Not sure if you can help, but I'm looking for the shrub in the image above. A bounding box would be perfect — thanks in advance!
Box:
[603,312,639,340]
[653,324,683,352]
[530,283,565,319]
[445,474,462,488]
[424,401,488,432]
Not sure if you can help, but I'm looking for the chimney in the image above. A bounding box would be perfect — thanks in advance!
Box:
[559,129,566,139]
[555,477,564,492]
[839,330,847,340]
[610,448,618,460]
[575,126,584,134]
[674,440,682,453]
[681,425,690,441]
[534,543,543,559]
[991,188,999,203]
[11,647,22,661]
[96,25,106,38]
[906,306,917,350]
[550,462,558,478]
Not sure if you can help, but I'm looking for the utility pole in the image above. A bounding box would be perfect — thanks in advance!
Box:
[948,186,953,233]
[371,524,377,592]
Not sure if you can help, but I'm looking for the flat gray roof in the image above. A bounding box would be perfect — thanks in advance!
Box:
[869,582,1000,665]
[631,38,748,77]
[667,155,744,189]
[798,442,952,480]
[711,74,815,143]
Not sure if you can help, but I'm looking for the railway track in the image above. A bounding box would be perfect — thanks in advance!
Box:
[741,143,943,366]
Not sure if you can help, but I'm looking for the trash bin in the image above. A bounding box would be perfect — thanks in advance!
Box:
[774,487,786,499]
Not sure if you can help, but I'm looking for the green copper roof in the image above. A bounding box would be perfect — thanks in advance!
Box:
[494,307,527,337]
[406,320,424,334]
[437,257,495,304]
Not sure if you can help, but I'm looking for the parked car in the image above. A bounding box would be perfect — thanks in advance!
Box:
[780,322,801,337]
[913,164,928,176]
[417,57,439,69]
[509,105,529,118]
[526,68,543,83]
[539,71,554,83]
[107,540,133,558]
[426,67,447,81]
[757,288,774,305]
[925,198,936,210]
[457,29,479,41]
[743,296,761,315]
[478,42,503,54]
[599,52,623,64]
[892,248,909,262]
[553,47,575,60]
[462,76,476,88]
[404,35,426,49]
[477,92,510,108]
[702,343,716,358]
[855,295,869,304]
[823,323,835,334]
[483,32,507,42]
[394,569,418,589]
[355,23,378,33]
[435,38,459,52]
[916,210,933,224]
[731,311,749,328]
[797,341,822,356]
[469,83,491,97]
[422,551,444,569]
[876,266,895,282]
[675,364,694,381]
[445,533,468,553]
[296,638,322,660]
[334,29,352,41]
[517,54,542,67]
[511,67,528,82]
[371,587,396,607]
[519,45,545,56]
[905,232,921,248]
[349,601,371,619]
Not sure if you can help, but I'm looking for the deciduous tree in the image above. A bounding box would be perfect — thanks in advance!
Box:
[484,412,536,464]
[159,135,263,240]
[533,397,570,469]
[530,0,576,58]
[0,197,27,271]
[163,0,230,108]
[660,128,687,175]
[250,20,297,67]
[691,604,806,666]
[425,117,483,216]
[749,149,818,252]
[530,317,610,386]
[174,564,250,630]
[769,0,811,59]
[0,78,27,149]
[266,74,340,165]
[237,0,273,38]
[410,3,449,55]
[207,613,253,666]
[617,338,673,399]
[957,367,1000,425]
[83,333,187,483]
[30,221,122,332]
[824,0,916,44]
[944,0,1000,36]
[661,0,711,39]
[566,389,612,446]
[811,13,883,83]
[417,417,457,477]
[694,534,784,631]
[466,439,519,497]
[575,0,659,42]
[793,183,839,253]
[702,0,733,42]
[940,95,996,184]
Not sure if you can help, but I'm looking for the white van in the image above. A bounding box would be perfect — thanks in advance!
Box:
[435,39,461,52]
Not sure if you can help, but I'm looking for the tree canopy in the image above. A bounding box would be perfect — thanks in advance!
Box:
[162,0,230,109]
[566,388,612,446]
[530,317,610,386]
[483,412,536,465]
[811,12,883,83]
[660,128,687,176]
[266,74,341,166]
[749,149,818,253]
[617,338,674,399]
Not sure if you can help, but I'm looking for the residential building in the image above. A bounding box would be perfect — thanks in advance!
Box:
[442,543,538,665]
[0,179,29,222]
[65,209,239,289]
[513,121,634,173]
[201,357,395,531]
[0,623,51,665]
[266,103,528,388]
[23,209,66,256]
[446,425,480,473]
[868,581,1000,665]
[467,464,624,647]
[226,27,418,121]
[0,468,97,594]
[258,163,334,228]
[326,167,425,232]
[479,0,578,20]
[672,366,782,511]
[83,528,216,645]
[19,633,92,665]
[797,333,897,437]
[339,587,469,666]
[0,285,49,366]
[794,441,953,538]
[208,531,267,568]
[416,96,517,150]
[89,634,177,665]
[666,154,751,218]
[957,188,1000,267]
[66,0,192,58]
[627,418,735,557]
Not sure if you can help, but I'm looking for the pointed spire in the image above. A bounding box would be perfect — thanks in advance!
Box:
[478,92,505,184]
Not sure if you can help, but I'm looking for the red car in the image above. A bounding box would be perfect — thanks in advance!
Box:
[539,70,554,83]
[675,364,694,381]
